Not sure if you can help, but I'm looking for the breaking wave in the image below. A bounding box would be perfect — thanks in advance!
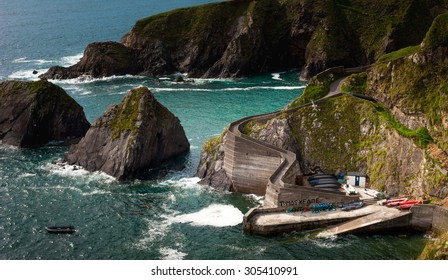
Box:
[169,204,243,227]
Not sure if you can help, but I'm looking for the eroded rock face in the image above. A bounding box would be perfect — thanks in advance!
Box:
[196,132,233,192]
[41,0,445,80]
[0,80,90,147]
[65,87,189,180]
[41,42,141,79]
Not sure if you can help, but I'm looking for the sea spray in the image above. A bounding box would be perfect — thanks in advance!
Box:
[169,204,244,227]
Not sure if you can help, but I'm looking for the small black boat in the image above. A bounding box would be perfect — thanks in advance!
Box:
[45,225,75,234]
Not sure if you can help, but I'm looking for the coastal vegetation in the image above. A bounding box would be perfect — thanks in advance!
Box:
[42,0,448,80]
[340,72,367,94]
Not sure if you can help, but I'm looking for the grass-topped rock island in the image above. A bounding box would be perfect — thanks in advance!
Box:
[65,87,190,181]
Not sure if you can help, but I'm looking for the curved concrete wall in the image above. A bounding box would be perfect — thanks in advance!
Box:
[223,66,370,204]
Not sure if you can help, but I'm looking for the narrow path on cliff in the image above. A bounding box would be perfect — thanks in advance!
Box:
[223,66,372,202]
[327,77,346,97]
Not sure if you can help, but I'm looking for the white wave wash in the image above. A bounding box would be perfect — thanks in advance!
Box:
[169,204,243,227]
[13,57,55,65]
[59,53,83,67]
[159,177,202,190]
[244,193,264,205]
[272,73,283,81]
[152,85,306,92]
[40,162,116,183]
[50,74,147,85]
[159,247,187,260]
[8,68,48,80]
[8,53,83,81]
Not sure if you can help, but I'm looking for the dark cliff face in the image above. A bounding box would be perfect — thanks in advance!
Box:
[0,80,90,147]
[197,13,448,203]
[65,87,190,180]
[41,0,447,81]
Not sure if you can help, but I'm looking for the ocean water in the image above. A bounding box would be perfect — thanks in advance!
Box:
[0,0,427,260]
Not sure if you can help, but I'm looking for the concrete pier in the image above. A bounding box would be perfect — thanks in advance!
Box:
[319,207,412,236]
[243,204,448,236]
[220,65,448,237]
[244,205,381,235]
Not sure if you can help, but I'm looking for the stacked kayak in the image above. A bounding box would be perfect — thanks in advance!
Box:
[381,198,423,209]
[397,200,423,210]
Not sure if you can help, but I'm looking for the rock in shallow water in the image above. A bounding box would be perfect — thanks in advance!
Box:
[65,87,190,180]
[0,80,90,147]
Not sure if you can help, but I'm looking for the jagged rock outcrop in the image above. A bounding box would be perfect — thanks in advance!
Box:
[42,42,141,80]
[197,14,448,201]
[0,80,90,147]
[366,13,448,150]
[196,132,233,192]
[41,0,448,81]
[65,87,189,180]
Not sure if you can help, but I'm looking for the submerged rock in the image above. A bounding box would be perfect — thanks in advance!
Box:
[65,87,190,180]
[0,80,90,147]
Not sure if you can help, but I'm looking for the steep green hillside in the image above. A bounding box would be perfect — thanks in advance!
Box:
[43,0,448,80]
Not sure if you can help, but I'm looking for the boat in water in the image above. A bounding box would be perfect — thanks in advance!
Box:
[45,225,75,234]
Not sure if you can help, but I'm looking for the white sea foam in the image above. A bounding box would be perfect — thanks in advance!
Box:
[50,74,146,85]
[244,193,264,205]
[159,247,187,260]
[34,185,83,193]
[18,173,36,179]
[59,53,83,67]
[272,73,283,81]
[8,68,48,80]
[160,177,202,189]
[169,204,243,227]
[134,217,173,250]
[13,57,54,65]
[41,162,116,183]
[151,85,306,93]
[312,234,345,248]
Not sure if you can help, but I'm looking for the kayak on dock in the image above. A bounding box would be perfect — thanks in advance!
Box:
[397,201,422,210]
[385,198,408,207]
[363,188,380,198]
[342,184,358,195]
[341,201,364,211]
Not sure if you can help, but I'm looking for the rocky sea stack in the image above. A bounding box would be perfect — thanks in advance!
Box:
[40,0,448,81]
[65,87,190,180]
[0,80,90,147]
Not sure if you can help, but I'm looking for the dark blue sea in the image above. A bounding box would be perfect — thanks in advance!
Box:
[0,0,427,260]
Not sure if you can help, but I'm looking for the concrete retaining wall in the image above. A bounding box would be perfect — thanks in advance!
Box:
[433,206,448,233]
[224,132,283,195]
[248,217,352,236]
[410,205,435,232]
[350,213,413,234]
[268,185,359,208]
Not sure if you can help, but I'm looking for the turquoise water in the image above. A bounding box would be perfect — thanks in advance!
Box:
[0,0,427,260]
